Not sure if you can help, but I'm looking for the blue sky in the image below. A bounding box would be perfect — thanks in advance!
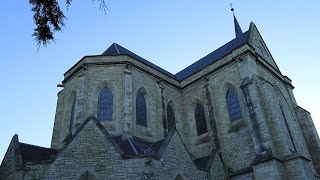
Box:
[1,1,319,161]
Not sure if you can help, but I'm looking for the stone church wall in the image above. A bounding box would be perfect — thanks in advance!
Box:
[206,61,256,172]
[45,43,320,179]
[181,79,214,158]
[43,118,207,179]
[256,62,311,158]
[46,119,137,179]
[157,132,207,179]
[131,67,164,141]
[0,137,18,180]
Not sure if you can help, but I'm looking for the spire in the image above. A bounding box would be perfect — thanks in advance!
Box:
[231,6,243,38]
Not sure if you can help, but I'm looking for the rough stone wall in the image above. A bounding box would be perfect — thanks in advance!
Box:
[256,63,310,158]
[52,63,128,148]
[206,61,256,172]
[45,120,130,179]
[84,65,124,134]
[159,83,184,139]
[158,132,207,179]
[131,67,164,141]
[253,159,284,180]
[210,153,229,180]
[44,119,208,179]
[247,22,279,71]
[258,77,295,155]
[296,106,320,175]
[51,72,80,149]
[52,59,184,147]
[283,157,314,179]
[46,39,320,179]
[51,90,65,149]
[0,137,18,180]
[181,80,213,158]
[22,163,48,180]
[53,47,258,171]
[231,172,255,180]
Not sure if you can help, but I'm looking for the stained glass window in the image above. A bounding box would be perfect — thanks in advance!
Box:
[195,103,208,136]
[69,97,76,132]
[167,104,176,130]
[136,92,147,127]
[226,88,242,122]
[98,87,113,121]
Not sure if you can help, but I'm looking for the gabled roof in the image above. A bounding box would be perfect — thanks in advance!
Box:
[101,30,250,81]
[2,116,216,173]
[19,143,57,164]
[112,135,164,157]
[0,134,57,167]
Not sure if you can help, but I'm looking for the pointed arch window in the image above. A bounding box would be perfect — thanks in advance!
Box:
[77,171,97,180]
[195,103,208,136]
[69,97,76,132]
[136,92,147,127]
[98,87,113,121]
[167,104,176,130]
[175,174,185,180]
[226,87,242,122]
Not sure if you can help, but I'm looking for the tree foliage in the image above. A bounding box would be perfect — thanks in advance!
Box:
[29,0,107,47]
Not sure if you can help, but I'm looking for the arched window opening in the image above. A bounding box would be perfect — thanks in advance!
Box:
[167,104,176,130]
[98,87,113,121]
[175,173,185,180]
[69,97,76,132]
[195,103,208,136]
[136,92,147,127]
[226,87,242,122]
[77,171,97,180]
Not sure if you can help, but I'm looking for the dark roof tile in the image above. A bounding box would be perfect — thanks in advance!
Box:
[111,136,164,157]
[102,43,175,78]
[194,156,210,170]
[101,30,249,81]
[19,143,57,164]
[175,30,249,80]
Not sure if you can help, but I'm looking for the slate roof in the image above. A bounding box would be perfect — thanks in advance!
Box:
[101,29,250,81]
[19,143,57,164]
[194,156,211,169]
[102,43,175,78]
[193,148,217,171]
[175,30,249,81]
[112,135,164,157]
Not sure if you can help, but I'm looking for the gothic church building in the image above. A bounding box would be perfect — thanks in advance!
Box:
[1,16,320,180]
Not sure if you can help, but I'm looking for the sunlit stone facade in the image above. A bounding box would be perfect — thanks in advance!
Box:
[1,21,320,180]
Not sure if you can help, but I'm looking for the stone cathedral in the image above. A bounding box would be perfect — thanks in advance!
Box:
[1,15,320,180]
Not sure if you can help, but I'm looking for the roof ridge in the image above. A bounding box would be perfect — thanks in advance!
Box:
[113,43,121,54]
[49,115,125,162]
[174,30,250,80]
[19,142,56,151]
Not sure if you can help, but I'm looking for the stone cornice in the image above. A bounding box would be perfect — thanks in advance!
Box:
[62,44,293,91]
